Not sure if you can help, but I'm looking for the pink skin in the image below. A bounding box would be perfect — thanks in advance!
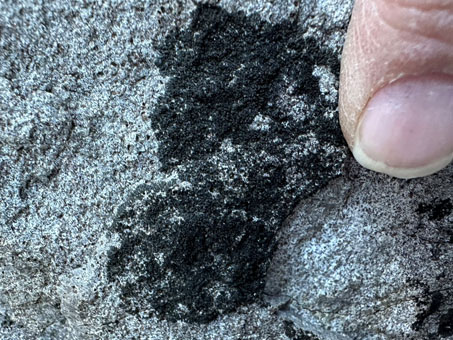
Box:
[339,0,453,176]
[358,74,453,168]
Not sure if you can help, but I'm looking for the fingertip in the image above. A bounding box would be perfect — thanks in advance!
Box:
[352,74,453,178]
[339,0,453,178]
[352,140,453,179]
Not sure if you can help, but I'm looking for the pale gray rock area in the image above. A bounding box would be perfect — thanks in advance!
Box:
[266,163,453,339]
[1,0,452,339]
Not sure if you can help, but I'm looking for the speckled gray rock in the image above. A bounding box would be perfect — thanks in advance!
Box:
[106,3,347,325]
[266,162,453,339]
[2,0,452,339]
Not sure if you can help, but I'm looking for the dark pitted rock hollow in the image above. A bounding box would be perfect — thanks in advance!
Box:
[107,4,346,323]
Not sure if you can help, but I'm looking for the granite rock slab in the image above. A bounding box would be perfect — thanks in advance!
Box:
[1,0,452,339]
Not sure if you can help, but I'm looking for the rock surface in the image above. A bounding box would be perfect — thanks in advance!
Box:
[1,0,452,339]
[107,3,345,324]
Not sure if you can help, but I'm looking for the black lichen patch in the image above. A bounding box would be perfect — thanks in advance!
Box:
[416,198,452,221]
[283,320,320,340]
[412,291,443,331]
[107,4,346,323]
[439,309,453,337]
[0,312,14,329]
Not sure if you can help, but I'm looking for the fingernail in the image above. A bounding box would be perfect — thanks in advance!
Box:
[353,74,453,179]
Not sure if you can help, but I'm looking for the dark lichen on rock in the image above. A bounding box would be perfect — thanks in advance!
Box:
[283,320,320,340]
[416,198,452,221]
[412,291,444,331]
[107,3,346,323]
[439,308,453,337]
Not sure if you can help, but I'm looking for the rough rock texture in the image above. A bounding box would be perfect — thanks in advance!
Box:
[1,0,453,339]
[266,163,453,339]
[106,3,345,324]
